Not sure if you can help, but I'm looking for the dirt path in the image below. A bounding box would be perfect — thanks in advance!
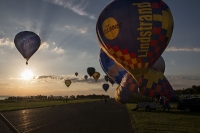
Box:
[0,99,134,133]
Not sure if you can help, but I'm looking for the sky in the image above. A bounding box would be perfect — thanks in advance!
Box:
[0,0,200,97]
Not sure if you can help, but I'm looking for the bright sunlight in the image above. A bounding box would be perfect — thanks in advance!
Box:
[21,69,34,80]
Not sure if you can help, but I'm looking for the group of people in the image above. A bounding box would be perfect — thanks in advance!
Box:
[156,95,170,112]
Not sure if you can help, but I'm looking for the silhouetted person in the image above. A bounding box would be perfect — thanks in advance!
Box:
[105,98,107,104]
[163,97,170,112]
[66,98,68,103]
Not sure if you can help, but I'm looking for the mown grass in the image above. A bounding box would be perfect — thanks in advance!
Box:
[0,99,101,112]
[126,102,200,133]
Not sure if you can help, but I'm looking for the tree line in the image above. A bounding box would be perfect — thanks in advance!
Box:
[5,94,110,100]
[174,85,200,96]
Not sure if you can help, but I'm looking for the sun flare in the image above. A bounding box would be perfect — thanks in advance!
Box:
[21,70,34,80]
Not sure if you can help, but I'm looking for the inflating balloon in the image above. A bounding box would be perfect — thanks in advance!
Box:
[75,72,78,76]
[115,73,139,103]
[84,75,88,80]
[115,84,135,104]
[65,80,72,87]
[133,71,175,99]
[87,67,96,77]
[116,72,175,103]
[102,83,109,92]
[96,0,173,81]
[92,72,100,82]
[99,49,126,84]
[14,31,41,65]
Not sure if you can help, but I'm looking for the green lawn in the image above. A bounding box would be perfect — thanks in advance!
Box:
[0,99,100,112]
[126,103,200,133]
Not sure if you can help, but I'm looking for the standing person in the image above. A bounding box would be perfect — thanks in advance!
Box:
[105,98,107,104]
[163,97,170,112]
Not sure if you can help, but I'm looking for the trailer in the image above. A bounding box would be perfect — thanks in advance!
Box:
[133,102,164,112]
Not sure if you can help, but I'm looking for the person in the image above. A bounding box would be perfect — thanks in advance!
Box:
[163,97,170,112]
[155,94,160,103]
[159,96,164,105]
[105,98,107,104]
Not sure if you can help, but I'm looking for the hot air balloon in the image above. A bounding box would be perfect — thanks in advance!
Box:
[102,83,109,92]
[65,80,72,87]
[115,84,135,104]
[104,75,109,82]
[115,73,139,103]
[99,49,126,84]
[96,0,173,81]
[87,67,96,77]
[84,75,88,80]
[116,71,175,104]
[14,31,41,65]
[75,72,78,76]
[92,72,100,82]
[108,78,115,86]
[137,70,175,99]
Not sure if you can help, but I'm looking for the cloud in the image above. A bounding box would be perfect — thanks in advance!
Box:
[34,74,106,84]
[169,60,176,66]
[44,0,95,19]
[0,30,5,37]
[166,76,200,90]
[0,38,14,48]
[78,52,93,59]
[166,47,200,52]
[39,42,49,50]
[52,47,65,54]
[64,25,87,34]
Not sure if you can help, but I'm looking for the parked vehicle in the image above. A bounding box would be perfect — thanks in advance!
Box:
[177,97,200,112]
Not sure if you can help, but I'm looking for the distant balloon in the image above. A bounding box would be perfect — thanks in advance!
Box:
[14,31,41,65]
[99,49,126,84]
[84,75,88,80]
[93,72,100,82]
[75,72,78,76]
[151,56,165,73]
[87,67,96,77]
[65,80,72,87]
[104,75,109,82]
[108,78,115,86]
[96,0,174,81]
[102,83,109,92]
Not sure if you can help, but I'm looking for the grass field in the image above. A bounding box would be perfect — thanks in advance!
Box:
[0,99,101,112]
[126,102,200,133]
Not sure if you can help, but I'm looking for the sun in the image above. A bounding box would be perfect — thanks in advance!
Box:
[21,69,34,80]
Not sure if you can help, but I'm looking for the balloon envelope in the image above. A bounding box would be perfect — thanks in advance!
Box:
[75,72,78,76]
[14,31,41,64]
[104,75,109,82]
[92,72,100,82]
[108,78,115,86]
[99,49,126,84]
[102,83,109,92]
[96,0,173,81]
[115,73,139,104]
[65,80,72,87]
[87,67,96,77]
[137,71,175,99]
[84,75,88,80]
